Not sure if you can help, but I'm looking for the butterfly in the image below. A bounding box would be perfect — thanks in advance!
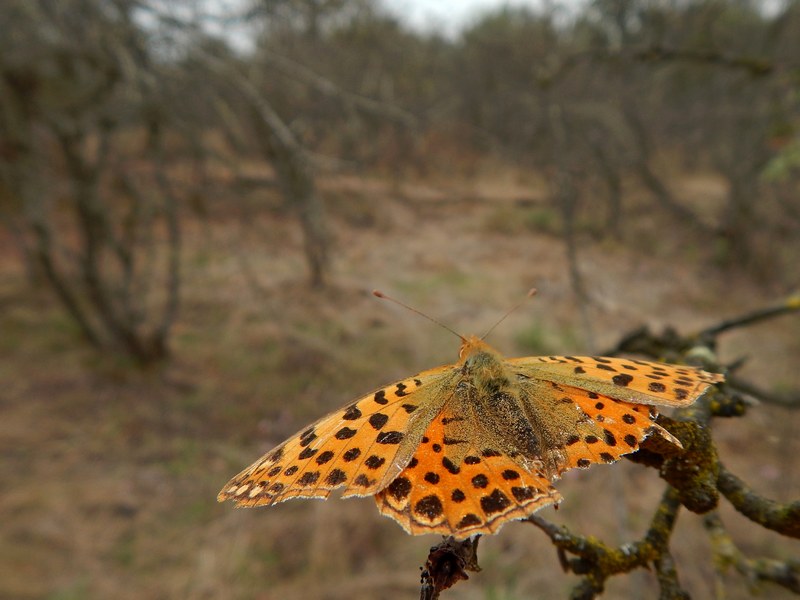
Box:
[218,326,724,539]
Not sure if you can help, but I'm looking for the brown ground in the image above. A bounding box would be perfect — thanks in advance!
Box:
[1,169,798,599]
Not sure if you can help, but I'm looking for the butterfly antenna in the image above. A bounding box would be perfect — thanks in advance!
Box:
[481,288,538,340]
[373,290,466,342]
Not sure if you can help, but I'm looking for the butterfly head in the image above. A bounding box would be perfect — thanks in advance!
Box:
[459,335,507,365]
[458,335,512,395]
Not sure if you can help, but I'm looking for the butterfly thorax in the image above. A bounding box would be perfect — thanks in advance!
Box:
[452,336,547,470]
[459,336,513,396]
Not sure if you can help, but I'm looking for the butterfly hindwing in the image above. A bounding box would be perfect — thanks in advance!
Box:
[516,379,680,474]
[218,365,456,506]
[374,407,561,538]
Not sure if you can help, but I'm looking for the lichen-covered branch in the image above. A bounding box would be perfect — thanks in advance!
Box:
[430,299,798,598]
[528,487,687,599]
[704,511,800,593]
[717,464,800,539]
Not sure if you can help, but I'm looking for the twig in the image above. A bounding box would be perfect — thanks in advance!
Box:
[632,45,777,77]
[704,511,800,593]
[261,50,418,128]
[726,376,800,409]
[430,298,798,597]
[526,488,686,599]
[698,295,800,338]
[603,296,800,359]
[717,463,800,538]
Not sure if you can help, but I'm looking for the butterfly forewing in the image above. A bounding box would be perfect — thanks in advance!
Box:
[218,366,457,506]
[508,355,723,407]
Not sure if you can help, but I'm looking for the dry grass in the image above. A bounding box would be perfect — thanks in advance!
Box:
[0,169,798,599]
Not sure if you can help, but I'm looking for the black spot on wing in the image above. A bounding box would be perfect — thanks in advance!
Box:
[326,469,347,485]
[414,495,444,520]
[315,451,334,465]
[424,472,440,484]
[457,513,482,528]
[342,448,361,462]
[612,373,634,386]
[480,489,511,515]
[368,413,389,430]
[335,427,357,440]
[511,486,537,501]
[376,431,404,444]
[342,405,362,420]
[365,455,386,469]
[298,471,320,485]
[387,477,411,500]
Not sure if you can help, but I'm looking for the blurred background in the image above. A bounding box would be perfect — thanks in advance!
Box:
[0,0,798,598]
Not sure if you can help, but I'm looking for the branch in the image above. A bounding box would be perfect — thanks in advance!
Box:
[548,101,596,350]
[726,375,800,409]
[697,295,800,338]
[632,45,777,78]
[202,52,330,288]
[533,43,786,94]
[527,487,686,599]
[148,108,181,358]
[704,511,800,593]
[261,50,418,128]
[717,463,800,539]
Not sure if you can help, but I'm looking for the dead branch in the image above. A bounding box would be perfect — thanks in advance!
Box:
[261,50,418,128]
[698,294,800,338]
[548,101,595,351]
[419,537,481,600]
[725,376,800,409]
[202,52,330,288]
[632,45,777,78]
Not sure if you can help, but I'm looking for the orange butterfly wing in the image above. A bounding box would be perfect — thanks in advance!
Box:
[217,365,457,506]
[508,355,723,406]
[375,406,561,538]
[508,356,722,472]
